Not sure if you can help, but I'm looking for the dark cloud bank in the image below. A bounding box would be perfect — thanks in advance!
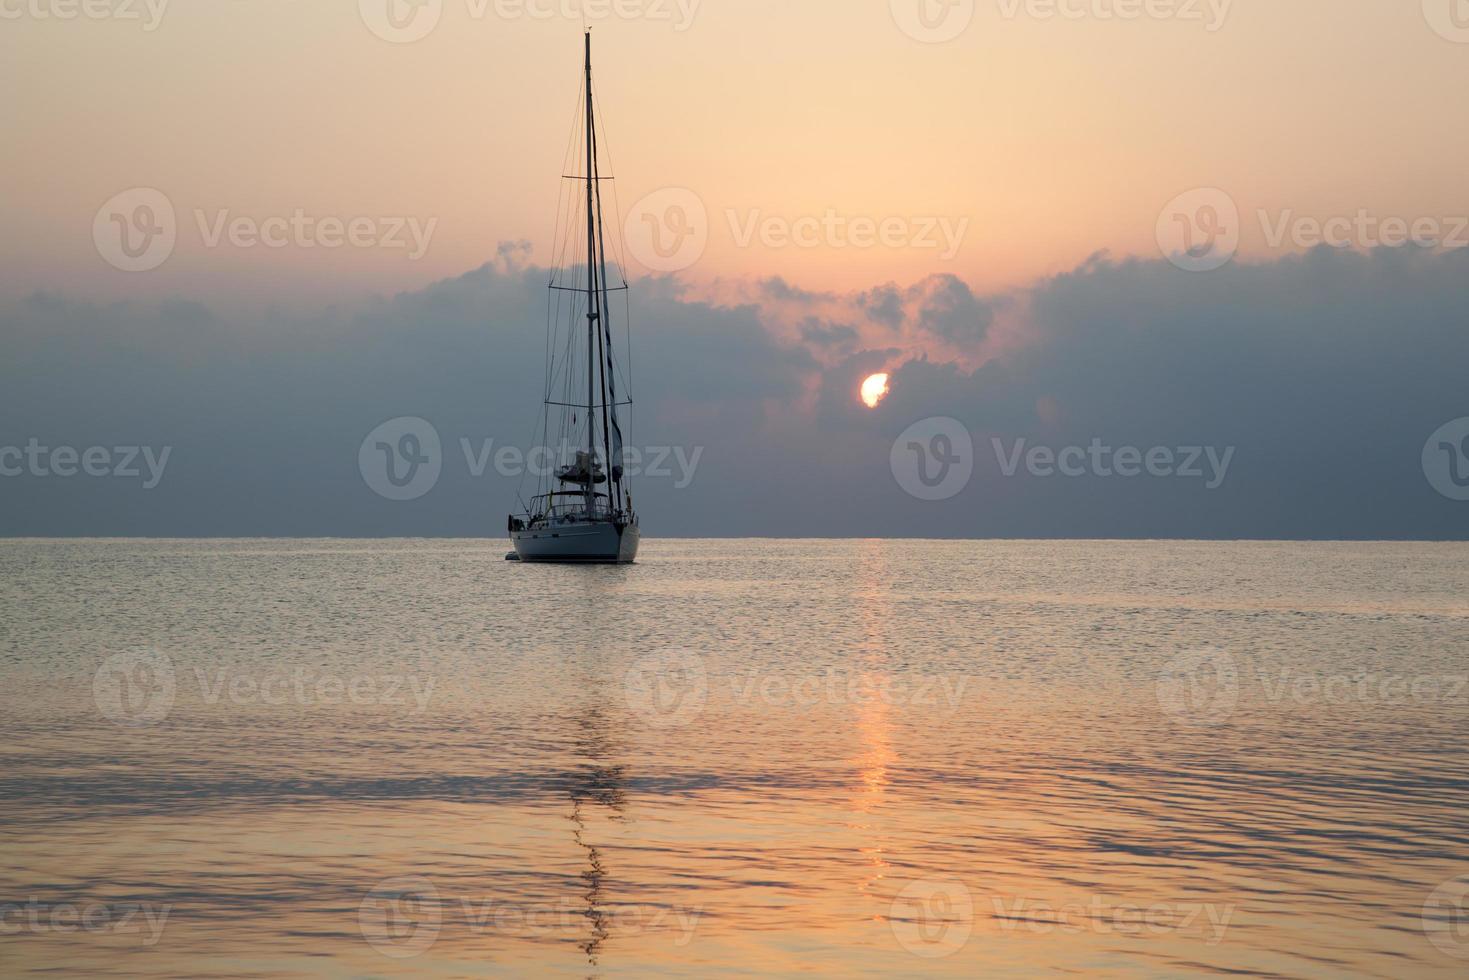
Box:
[2,246,1467,539]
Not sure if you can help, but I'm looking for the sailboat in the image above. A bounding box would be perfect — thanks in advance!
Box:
[508,32,640,564]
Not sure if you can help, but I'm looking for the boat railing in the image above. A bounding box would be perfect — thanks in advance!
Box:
[524,494,630,524]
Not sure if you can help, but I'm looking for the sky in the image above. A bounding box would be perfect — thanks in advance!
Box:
[2,1,1468,537]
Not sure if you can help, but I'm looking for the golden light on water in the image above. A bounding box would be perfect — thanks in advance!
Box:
[860,374,890,409]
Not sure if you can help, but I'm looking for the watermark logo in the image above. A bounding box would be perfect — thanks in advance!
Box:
[992,438,1235,489]
[93,188,176,272]
[1424,874,1469,957]
[1424,0,1469,43]
[359,0,701,40]
[0,900,172,945]
[725,670,970,710]
[193,209,437,259]
[93,650,176,727]
[0,0,169,31]
[726,209,969,261]
[359,426,705,500]
[1157,187,1239,272]
[891,0,975,43]
[359,0,443,43]
[497,0,701,30]
[1253,669,1466,706]
[94,655,436,723]
[96,188,436,267]
[1258,209,1468,251]
[193,667,437,713]
[359,876,443,958]
[1156,648,1239,724]
[996,0,1232,31]
[624,187,708,273]
[460,438,703,488]
[0,440,172,488]
[889,879,974,958]
[891,417,973,501]
[360,417,442,501]
[1423,418,1469,501]
[356,880,701,957]
[990,894,1234,942]
[624,650,708,728]
[1160,649,1465,716]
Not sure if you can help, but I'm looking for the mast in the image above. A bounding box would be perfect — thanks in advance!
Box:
[588,47,619,515]
[583,30,598,518]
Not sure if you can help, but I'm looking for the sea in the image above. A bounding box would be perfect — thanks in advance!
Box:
[2,538,1467,977]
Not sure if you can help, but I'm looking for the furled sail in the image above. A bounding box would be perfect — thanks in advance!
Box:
[605,334,625,482]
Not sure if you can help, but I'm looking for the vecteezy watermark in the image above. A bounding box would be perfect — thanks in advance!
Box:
[92,651,437,726]
[993,438,1235,490]
[622,192,970,272]
[358,417,705,502]
[189,667,436,713]
[93,188,437,272]
[360,417,443,502]
[358,876,702,958]
[1159,190,1469,272]
[889,879,974,958]
[94,650,177,727]
[996,0,1233,32]
[0,0,169,30]
[725,210,969,262]
[0,440,171,489]
[459,438,703,488]
[1423,874,1469,958]
[487,0,701,29]
[1156,647,1239,725]
[892,423,1234,500]
[1259,209,1469,251]
[891,417,974,501]
[193,209,436,259]
[1251,669,1469,706]
[1157,187,1240,272]
[93,187,176,272]
[624,188,709,273]
[1423,0,1469,44]
[625,655,973,721]
[357,0,701,44]
[725,670,971,710]
[0,900,172,945]
[624,650,709,728]
[1424,418,1469,502]
[890,0,975,43]
[990,895,1235,943]
[359,876,442,959]
[1157,647,1469,725]
[358,0,443,43]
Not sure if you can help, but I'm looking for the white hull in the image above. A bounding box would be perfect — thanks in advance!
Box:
[512,521,639,564]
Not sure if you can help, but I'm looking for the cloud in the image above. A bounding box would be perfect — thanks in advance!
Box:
[856,284,904,331]
[840,275,999,362]
[759,276,835,304]
[798,318,859,350]
[2,246,1466,538]
[911,274,995,345]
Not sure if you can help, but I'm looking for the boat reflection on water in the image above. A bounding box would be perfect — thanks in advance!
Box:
[852,541,896,913]
[567,698,627,970]
[9,539,1469,976]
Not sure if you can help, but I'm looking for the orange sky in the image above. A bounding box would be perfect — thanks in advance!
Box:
[3,1,1467,308]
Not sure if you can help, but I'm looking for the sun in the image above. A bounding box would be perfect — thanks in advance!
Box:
[860,373,891,409]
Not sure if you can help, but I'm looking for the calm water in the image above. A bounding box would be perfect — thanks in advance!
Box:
[2,539,1468,977]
